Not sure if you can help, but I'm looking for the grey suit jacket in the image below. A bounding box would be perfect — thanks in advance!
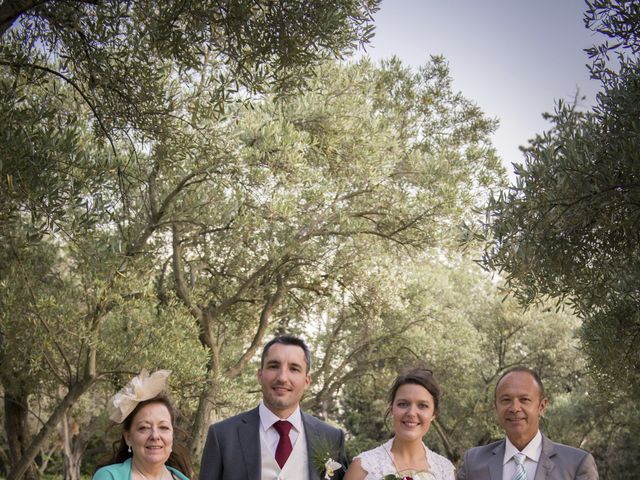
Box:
[457,435,598,480]
[199,407,348,480]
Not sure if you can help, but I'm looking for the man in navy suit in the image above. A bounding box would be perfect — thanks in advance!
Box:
[458,367,598,480]
[199,335,348,480]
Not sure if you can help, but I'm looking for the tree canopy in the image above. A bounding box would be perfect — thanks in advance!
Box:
[0,2,381,478]
[1,18,505,476]
[0,0,378,129]
[3,0,635,478]
[482,0,640,398]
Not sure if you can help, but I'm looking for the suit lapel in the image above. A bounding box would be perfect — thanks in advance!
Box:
[237,408,261,479]
[303,413,322,480]
[534,435,556,480]
[489,441,505,480]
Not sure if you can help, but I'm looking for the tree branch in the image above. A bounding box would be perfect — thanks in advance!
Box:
[172,223,203,320]
[0,0,44,36]
[0,60,117,158]
[7,375,96,480]
[225,275,289,379]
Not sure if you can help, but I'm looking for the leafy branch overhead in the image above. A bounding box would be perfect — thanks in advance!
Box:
[1,2,381,478]
[0,0,379,139]
[482,0,640,398]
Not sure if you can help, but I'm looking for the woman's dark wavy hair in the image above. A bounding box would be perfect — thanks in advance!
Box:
[95,394,193,478]
[383,367,442,427]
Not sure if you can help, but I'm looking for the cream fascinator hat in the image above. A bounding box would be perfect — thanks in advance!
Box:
[108,369,171,423]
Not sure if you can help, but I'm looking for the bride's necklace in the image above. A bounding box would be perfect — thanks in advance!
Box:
[383,440,430,477]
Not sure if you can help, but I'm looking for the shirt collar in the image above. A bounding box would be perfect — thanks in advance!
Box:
[258,401,303,433]
[503,430,543,465]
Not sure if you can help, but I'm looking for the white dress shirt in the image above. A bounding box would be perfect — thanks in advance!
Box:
[259,401,305,456]
[502,430,543,480]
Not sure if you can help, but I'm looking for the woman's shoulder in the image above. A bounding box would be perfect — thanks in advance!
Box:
[167,465,190,480]
[92,459,130,480]
[353,439,394,476]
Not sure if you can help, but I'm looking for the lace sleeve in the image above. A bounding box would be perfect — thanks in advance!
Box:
[427,449,456,480]
[356,442,397,479]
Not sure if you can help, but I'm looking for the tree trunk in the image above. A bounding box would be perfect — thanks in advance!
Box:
[61,412,82,480]
[189,375,220,463]
[431,419,457,463]
[189,333,222,462]
[8,378,94,480]
[0,445,10,477]
[4,390,38,480]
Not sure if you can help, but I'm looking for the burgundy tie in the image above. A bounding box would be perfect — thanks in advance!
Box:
[273,420,293,468]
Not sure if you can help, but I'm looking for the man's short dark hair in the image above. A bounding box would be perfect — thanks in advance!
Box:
[494,366,546,402]
[261,335,311,373]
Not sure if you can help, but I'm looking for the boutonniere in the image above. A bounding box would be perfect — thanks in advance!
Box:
[323,458,343,479]
[311,439,343,479]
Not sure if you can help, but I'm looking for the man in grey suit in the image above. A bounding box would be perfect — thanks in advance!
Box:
[199,335,348,480]
[458,367,598,480]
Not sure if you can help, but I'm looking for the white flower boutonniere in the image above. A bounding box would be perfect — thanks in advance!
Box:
[311,438,344,479]
[324,458,343,479]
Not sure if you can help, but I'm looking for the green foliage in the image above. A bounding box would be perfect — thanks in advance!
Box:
[474,3,640,471]
[149,55,505,456]
[482,1,640,402]
[1,0,380,133]
[332,253,593,465]
[0,3,385,476]
[0,42,505,474]
[584,0,640,82]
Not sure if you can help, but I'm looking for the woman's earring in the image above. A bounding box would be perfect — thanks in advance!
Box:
[128,445,132,453]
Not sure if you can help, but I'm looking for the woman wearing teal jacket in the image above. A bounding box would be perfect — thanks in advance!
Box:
[94,370,192,480]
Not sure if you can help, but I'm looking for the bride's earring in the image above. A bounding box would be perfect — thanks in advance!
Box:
[128,444,132,453]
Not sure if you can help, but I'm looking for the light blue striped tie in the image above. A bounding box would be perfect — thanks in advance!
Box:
[512,452,527,480]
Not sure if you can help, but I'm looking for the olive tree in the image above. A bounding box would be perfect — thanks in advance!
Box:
[0,2,379,477]
[482,0,640,400]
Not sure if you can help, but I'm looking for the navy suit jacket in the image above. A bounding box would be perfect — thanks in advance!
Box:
[457,434,598,480]
[199,407,348,480]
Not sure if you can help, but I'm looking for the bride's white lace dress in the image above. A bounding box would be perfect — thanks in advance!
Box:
[354,438,455,479]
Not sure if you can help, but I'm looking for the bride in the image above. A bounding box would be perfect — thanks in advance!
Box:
[344,368,454,480]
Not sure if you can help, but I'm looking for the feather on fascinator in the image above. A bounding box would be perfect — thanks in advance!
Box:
[108,369,171,423]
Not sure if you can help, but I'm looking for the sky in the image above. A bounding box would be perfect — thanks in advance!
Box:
[361,0,604,178]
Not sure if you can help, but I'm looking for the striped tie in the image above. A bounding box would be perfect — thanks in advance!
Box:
[512,452,527,480]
